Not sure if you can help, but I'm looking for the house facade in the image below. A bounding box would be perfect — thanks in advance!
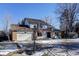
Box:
[10,18,54,42]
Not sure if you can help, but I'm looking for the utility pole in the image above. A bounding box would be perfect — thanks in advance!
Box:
[33,25,37,53]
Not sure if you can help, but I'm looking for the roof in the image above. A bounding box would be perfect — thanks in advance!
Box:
[11,24,54,33]
[11,24,33,32]
[23,18,51,26]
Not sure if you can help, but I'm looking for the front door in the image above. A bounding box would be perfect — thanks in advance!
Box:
[47,32,51,38]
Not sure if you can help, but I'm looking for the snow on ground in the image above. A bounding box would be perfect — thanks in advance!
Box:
[1,44,79,56]
[32,48,79,56]
[0,50,17,55]
[1,39,79,56]
[36,38,79,44]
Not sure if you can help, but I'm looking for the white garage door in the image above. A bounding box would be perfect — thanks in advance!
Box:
[17,32,33,41]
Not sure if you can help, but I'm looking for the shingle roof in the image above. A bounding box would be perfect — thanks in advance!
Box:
[23,18,51,26]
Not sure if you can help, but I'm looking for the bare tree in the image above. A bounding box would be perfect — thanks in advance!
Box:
[58,4,79,31]
[4,13,11,41]
[57,3,79,38]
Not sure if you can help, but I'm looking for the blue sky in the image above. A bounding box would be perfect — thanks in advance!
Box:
[0,3,60,30]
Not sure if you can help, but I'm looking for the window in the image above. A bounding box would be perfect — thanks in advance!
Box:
[37,32,42,36]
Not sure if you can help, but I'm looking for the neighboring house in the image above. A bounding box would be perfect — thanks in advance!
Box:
[74,22,79,37]
[0,31,8,42]
[10,18,54,42]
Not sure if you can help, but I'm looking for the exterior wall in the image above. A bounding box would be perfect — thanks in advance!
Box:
[12,32,17,41]
[37,31,47,40]
[12,30,54,41]
[11,24,54,41]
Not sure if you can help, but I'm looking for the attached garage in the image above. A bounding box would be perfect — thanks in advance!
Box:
[17,31,33,41]
[12,31,33,41]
